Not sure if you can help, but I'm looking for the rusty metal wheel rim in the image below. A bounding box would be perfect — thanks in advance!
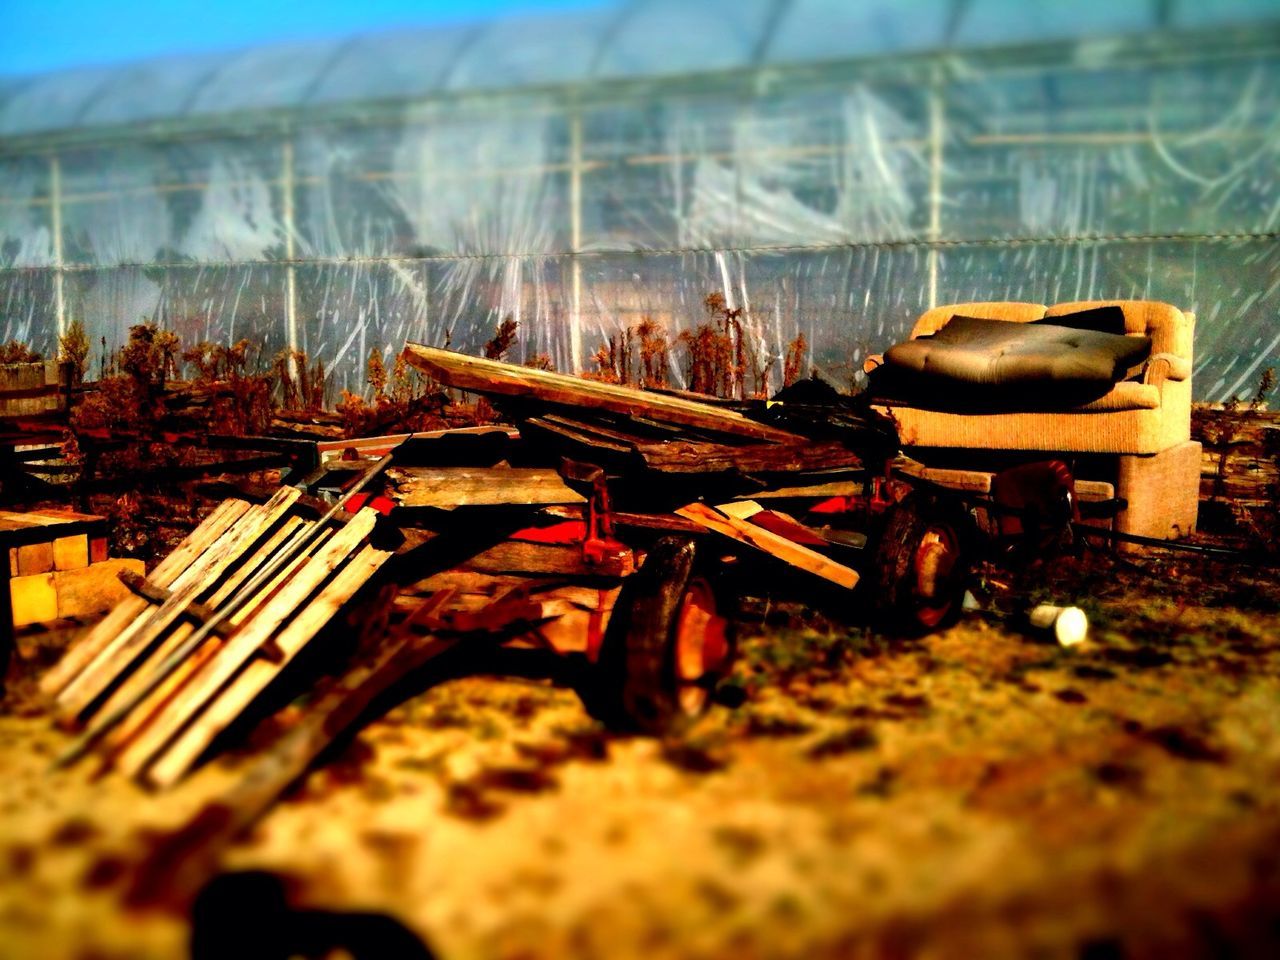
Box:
[672,578,730,715]
[912,522,962,628]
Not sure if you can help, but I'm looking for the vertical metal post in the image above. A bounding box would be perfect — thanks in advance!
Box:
[926,70,944,311]
[50,154,66,338]
[281,137,299,376]
[569,110,583,374]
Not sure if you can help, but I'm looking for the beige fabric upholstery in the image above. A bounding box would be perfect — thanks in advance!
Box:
[877,299,1194,456]
[885,401,1178,453]
[1143,353,1191,388]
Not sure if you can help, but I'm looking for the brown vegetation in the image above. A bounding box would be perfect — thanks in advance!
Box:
[0,340,42,364]
[58,319,90,384]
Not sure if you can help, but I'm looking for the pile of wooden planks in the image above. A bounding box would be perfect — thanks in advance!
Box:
[399,345,869,482]
[41,487,393,788]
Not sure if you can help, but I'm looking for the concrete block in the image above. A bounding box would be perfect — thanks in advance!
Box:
[15,541,54,577]
[53,534,89,571]
[54,559,145,621]
[11,572,57,627]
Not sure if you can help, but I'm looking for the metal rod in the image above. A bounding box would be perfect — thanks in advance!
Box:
[1072,523,1280,567]
[54,445,404,769]
[50,154,66,338]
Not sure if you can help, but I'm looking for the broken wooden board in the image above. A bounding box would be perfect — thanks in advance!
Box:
[43,493,392,787]
[675,502,860,589]
[521,413,861,476]
[400,343,800,444]
[387,466,585,509]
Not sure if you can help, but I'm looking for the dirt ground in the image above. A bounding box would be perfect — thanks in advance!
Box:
[2,548,1279,960]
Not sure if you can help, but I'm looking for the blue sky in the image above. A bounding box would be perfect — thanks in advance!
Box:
[0,0,607,76]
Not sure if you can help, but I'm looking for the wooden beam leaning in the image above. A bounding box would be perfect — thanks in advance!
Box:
[146,542,393,788]
[40,499,250,697]
[116,509,380,780]
[400,343,800,444]
[674,502,860,590]
[55,489,302,720]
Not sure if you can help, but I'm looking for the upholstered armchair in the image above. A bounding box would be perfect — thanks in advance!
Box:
[867,300,1200,541]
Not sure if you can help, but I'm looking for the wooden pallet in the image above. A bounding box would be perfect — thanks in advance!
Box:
[41,488,394,788]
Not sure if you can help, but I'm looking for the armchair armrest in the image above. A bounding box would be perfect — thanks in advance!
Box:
[863,354,885,375]
[1142,352,1192,388]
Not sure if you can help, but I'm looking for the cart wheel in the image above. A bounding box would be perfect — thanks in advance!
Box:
[872,496,971,634]
[588,536,733,736]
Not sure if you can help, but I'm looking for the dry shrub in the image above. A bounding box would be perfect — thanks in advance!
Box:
[273,349,327,412]
[0,340,42,364]
[70,324,192,478]
[336,346,446,438]
[484,315,519,361]
[783,333,807,388]
[524,354,553,371]
[58,319,90,383]
[636,316,669,388]
[184,337,274,435]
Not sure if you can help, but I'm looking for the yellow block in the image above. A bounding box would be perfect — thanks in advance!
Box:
[11,572,57,627]
[54,559,145,621]
[53,534,89,571]
[15,541,54,577]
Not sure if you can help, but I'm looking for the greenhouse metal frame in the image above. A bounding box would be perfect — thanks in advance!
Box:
[1,0,1278,399]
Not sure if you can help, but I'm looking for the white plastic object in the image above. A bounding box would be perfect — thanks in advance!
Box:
[1028,603,1089,647]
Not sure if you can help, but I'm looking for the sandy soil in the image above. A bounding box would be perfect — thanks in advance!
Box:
[2,551,1279,960]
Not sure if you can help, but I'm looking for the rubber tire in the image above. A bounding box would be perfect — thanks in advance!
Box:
[871,496,971,635]
[587,536,731,736]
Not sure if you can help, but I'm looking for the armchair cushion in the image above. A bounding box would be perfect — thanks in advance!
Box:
[1031,304,1127,335]
[878,316,1152,410]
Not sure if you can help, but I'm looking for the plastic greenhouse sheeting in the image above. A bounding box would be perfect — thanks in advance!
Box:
[1,3,1278,402]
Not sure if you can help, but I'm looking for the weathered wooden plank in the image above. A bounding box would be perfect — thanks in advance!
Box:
[117,570,235,640]
[387,466,585,509]
[115,509,379,778]
[53,559,146,621]
[635,438,861,475]
[460,540,635,579]
[146,542,393,788]
[40,499,250,698]
[675,502,859,589]
[96,524,324,759]
[109,530,334,778]
[740,480,862,500]
[894,459,994,494]
[56,489,301,719]
[523,412,858,475]
[97,518,314,729]
[55,499,276,718]
[400,343,800,444]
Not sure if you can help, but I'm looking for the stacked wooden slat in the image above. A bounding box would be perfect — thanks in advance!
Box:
[41,488,393,788]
